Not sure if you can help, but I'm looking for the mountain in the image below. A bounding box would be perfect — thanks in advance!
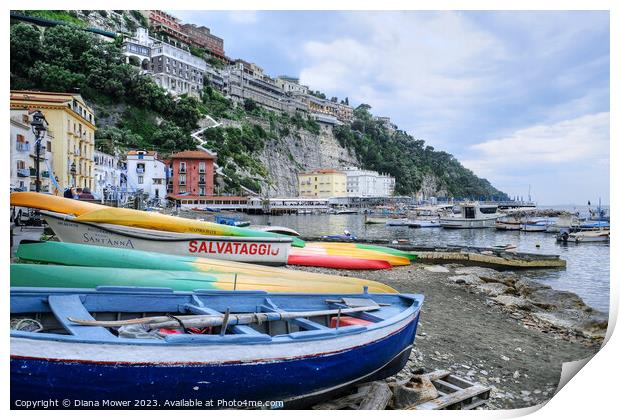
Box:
[10,17,508,199]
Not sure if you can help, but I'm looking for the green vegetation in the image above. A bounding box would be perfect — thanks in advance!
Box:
[334,105,508,199]
[22,10,86,27]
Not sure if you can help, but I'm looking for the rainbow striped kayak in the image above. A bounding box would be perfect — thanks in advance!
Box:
[15,241,397,293]
[290,242,415,267]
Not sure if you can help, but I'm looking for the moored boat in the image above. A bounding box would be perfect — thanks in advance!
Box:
[408,219,441,228]
[10,287,424,407]
[557,229,610,243]
[439,202,501,229]
[495,216,522,231]
[41,210,291,265]
[364,216,389,224]
[520,219,549,232]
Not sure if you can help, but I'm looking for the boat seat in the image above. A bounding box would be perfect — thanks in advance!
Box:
[48,294,115,340]
[289,317,330,331]
[183,302,263,336]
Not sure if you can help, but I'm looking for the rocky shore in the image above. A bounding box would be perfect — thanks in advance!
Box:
[294,263,607,409]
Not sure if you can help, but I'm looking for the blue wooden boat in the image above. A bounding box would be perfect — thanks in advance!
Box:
[10,287,423,408]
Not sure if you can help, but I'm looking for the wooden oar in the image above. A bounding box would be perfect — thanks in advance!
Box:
[68,305,381,329]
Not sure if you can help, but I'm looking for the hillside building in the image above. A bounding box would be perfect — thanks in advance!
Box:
[10,91,95,192]
[298,169,348,198]
[10,110,55,193]
[125,150,167,202]
[344,167,395,197]
[93,150,128,202]
[168,150,216,197]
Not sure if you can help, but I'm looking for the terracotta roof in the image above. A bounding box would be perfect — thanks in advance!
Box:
[169,150,216,159]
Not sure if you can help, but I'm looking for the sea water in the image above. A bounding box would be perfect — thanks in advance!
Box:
[245,211,610,313]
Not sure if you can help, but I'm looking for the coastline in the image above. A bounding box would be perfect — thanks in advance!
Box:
[294,263,606,409]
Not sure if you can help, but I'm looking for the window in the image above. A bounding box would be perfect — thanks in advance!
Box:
[179,174,186,185]
[138,176,144,184]
[21,114,29,124]
[199,174,206,184]
[199,162,206,173]
[199,186,206,196]
[179,162,186,173]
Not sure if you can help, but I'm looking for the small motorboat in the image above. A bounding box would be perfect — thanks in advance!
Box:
[386,218,415,227]
[520,219,549,232]
[10,287,424,407]
[408,219,441,228]
[557,229,610,243]
[439,202,501,229]
[495,216,522,231]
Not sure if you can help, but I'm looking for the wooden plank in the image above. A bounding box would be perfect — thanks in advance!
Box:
[358,382,392,410]
[433,379,464,394]
[408,385,491,410]
[443,375,475,389]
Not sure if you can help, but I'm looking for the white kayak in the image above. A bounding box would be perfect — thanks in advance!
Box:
[41,211,292,265]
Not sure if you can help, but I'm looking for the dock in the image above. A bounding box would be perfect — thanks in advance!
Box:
[301,237,567,269]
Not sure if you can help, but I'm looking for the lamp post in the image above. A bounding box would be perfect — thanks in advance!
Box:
[30,110,49,193]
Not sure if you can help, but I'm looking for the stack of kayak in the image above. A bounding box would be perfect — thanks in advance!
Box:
[13,241,396,293]
[288,242,416,270]
[11,192,416,270]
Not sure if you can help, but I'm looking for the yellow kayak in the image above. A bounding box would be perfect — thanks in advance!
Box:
[11,192,102,215]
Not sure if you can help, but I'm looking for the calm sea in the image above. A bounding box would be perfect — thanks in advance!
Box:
[238,209,610,312]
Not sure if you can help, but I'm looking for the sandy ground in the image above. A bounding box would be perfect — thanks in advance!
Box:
[296,264,602,409]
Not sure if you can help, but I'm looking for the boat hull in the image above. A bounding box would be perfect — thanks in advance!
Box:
[495,222,521,231]
[439,217,499,229]
[520,224,547,232]
[43,211,291,266]
[10,290,421,408]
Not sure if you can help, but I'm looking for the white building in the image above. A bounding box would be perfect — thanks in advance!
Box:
[125,150,167,203]
[122,28,207,96]
[10,110,55,193]
[94,151,128,203]
[344,167,396,197]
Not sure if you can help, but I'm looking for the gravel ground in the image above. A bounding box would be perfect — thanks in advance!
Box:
[295,263,604,409]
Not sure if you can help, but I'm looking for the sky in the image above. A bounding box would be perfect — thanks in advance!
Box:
[172,10,610,205]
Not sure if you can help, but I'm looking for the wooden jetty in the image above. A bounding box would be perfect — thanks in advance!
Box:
[301,237,567,269]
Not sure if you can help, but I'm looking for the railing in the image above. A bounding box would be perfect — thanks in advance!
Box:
[136,167,145,173]
[17,168,29,177]
[16,143,30,152]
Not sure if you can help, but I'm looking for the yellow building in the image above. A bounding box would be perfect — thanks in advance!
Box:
[10,91,96,192]
[298,169,347,198]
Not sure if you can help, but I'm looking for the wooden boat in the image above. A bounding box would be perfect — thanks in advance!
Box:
[15,241,397,293]
[10,192,304,247]
[10,287,424,406]
[41,210,291,266]
[439,203,500,229]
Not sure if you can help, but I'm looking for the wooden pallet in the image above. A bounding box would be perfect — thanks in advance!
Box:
[408,370,491,410]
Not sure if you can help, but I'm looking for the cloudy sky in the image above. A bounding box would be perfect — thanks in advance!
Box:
[173,10,610,205]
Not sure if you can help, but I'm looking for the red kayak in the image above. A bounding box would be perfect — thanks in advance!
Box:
[287,254,392,270]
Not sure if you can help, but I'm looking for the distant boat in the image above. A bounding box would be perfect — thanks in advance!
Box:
[364,215,389,224]
[439,202,501,229]
[386,218,415,227]
[10,287,424,407]
[557,228,610,243]
[520,219,549,232]
[336,209,358,215]
[495,216,521,231]
[408,219,441,228]
[578,220,610,230]
[215,215,250,228]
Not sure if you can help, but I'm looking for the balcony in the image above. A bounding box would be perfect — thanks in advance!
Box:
[42,171,50,178]
[16,143,30,152]
[136,167,145,174]
[17,168,29,177]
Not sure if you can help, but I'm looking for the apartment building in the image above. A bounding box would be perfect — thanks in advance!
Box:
[10,91,95,191]
[122,28,207,96]
[344,167,395,197]
[143,10,191,46]
[125,150,167,202]
[93,151,128,202]
[169,150,216,197]
[298,169,348,198]
[10,110,54,193]
[180,23,225,59]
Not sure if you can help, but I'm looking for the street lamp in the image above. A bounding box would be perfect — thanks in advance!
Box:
[30,110,48,193]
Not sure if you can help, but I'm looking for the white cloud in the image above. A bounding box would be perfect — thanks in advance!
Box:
[460,112,610,203]
[227,11,259,24]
